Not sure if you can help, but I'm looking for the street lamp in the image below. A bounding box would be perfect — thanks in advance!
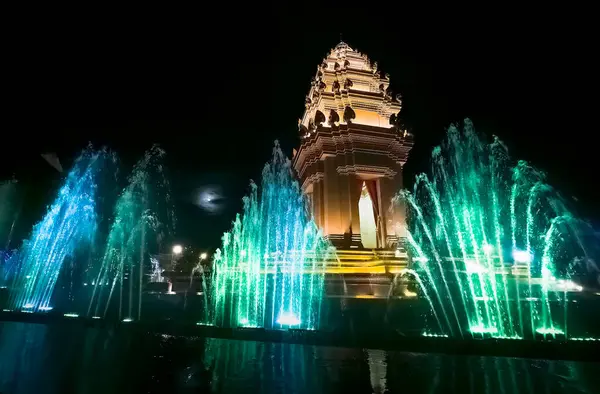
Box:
[172,244,183,255]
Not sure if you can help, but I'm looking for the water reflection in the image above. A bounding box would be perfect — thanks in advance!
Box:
[0,322,596,393]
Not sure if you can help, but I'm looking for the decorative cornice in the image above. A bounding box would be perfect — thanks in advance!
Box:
[301,172,324,191]
[293,123,413,179]
[337,165,397,179]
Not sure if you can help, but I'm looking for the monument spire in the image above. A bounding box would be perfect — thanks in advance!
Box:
[293,42,413,251]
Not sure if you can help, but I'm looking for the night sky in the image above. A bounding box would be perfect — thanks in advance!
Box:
[3,13,598,251]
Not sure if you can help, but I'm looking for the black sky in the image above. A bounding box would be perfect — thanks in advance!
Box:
[4,9,599,250]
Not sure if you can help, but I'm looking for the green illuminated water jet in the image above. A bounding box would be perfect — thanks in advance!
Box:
[87,145,174,321]
[210,141,332,330]
[398,119,598,339]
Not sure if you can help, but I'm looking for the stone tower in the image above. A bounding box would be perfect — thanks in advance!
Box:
[293,42,413,250]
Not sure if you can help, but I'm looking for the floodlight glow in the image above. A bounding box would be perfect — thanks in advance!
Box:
[512,249,532,264]
[276,312,301,326]
[482,243,493,254]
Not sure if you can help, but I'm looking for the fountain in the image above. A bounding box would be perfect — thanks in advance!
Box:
[87,145,174,321]
[6,149,106,313]
[397,119,599,339]
[210,141,332,330]
[1,250,18,289]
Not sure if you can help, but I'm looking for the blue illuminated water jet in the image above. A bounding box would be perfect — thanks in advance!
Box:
[7,149,105,312]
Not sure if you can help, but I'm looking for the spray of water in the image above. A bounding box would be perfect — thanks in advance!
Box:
[398,120,597,339]
[7,148,104,312]
[210,141,332,330]
[87,145,173,321]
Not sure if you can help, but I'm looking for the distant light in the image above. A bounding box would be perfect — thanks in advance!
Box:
[25,275,31,279]
[122,318,133,322]
[39,306,53,311]
[83,283,88,286]
[525,297,539,301]
[173,245,183,255]
[403,289,417,297]
[64,313,79,318]
[2,309,11,312]
[395,249,407,258]
[196,292,203,295]
[535,327,564,335]
[413,256,429,263]
[239,317,249,325]
[240,250,247,258]
[470,325,498,334]
[276,312,301,326]
[92,316,101,319]
[0,286,7,289]
[23,303,34,309]
[493,335,523,340]
[166,291,176,295]
[465,260,487,274]
[482,243,493,254]
[422,332,449,338]
[513,249,532,264]
[554,279,583,292]
[200,252,208,260]
[355,294,376,299]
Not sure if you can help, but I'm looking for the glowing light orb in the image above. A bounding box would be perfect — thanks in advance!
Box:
[482,243,494,254]
[195,186,224,214]
[512,249,532,264]
[200,252,208,260]
[122,318,133,322]
[92,316,101,319]
[276,312,301,326]
[63,313,79,318]
[172,245,183,255]
[465,259,487,274]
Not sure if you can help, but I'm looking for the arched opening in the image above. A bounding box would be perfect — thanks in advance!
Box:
[359,182,378,249]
